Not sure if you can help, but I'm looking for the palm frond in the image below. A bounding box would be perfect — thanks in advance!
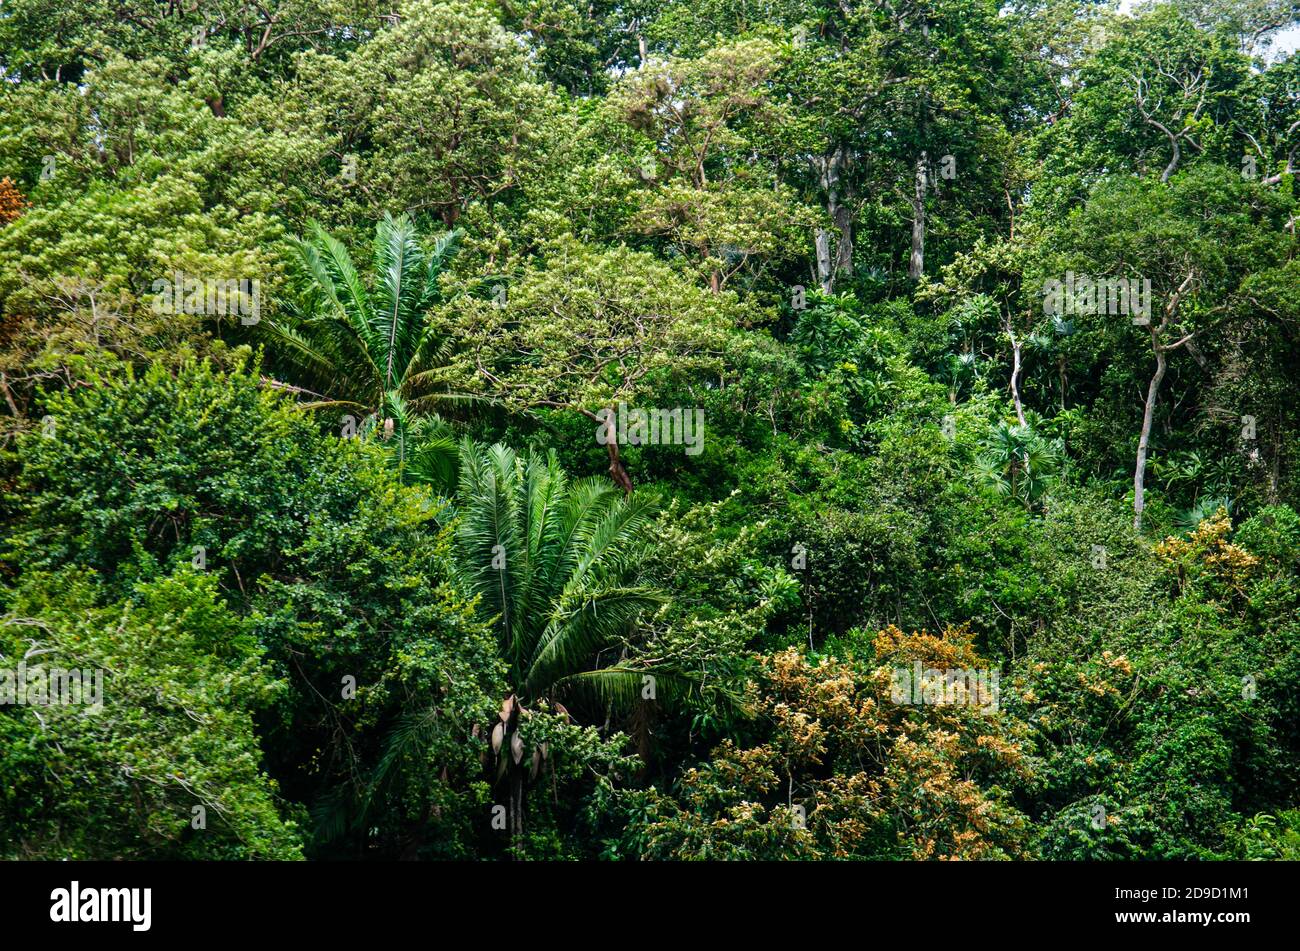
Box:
[422,226,464,304]
[309,782,359,846]
[304,225,382,368]
[371,213,431,392]
[569,487,660,584]
[453,440,525,672]
[364,706,443,808]
[404,426,459,494]
[261,318,348,381]
[551,666,697,714]
[524,585,663,697]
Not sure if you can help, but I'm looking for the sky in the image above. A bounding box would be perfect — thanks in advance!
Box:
[1116,0,1299,57]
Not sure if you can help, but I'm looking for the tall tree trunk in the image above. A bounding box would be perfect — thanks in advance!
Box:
[606,431,634,495]
[0,373,20,417]
[1010,335,1026,426]
[508,770,523,857]
[832,195,853,276]
[1269,412,1281,504]
[909,152,927,279]
[587,406,635,494]
[813,145,853,293]
[1133,345,1167,532]
[1006,315,1026,425]
[814,229,834,293]
[1134,271,1196,531]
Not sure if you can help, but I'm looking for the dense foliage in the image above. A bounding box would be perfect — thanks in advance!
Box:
[1,0,1298,860]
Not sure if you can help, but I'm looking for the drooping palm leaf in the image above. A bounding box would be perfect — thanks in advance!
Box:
[553,666,699,712]
[525,586,664,697]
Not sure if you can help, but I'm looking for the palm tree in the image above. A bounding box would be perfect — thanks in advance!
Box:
[444,439,676,845]
[449,439,667,704]
[328,439,673,853]
[266,212,466,438]
[976,420,1062,509]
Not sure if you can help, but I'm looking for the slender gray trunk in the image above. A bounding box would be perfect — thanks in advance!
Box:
[909,152,927,279]
[1010,334,1026,426]
[813,145,853,292]
[1133,346,1167,532]
[815,229,834,293]
[509,770,523,856]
